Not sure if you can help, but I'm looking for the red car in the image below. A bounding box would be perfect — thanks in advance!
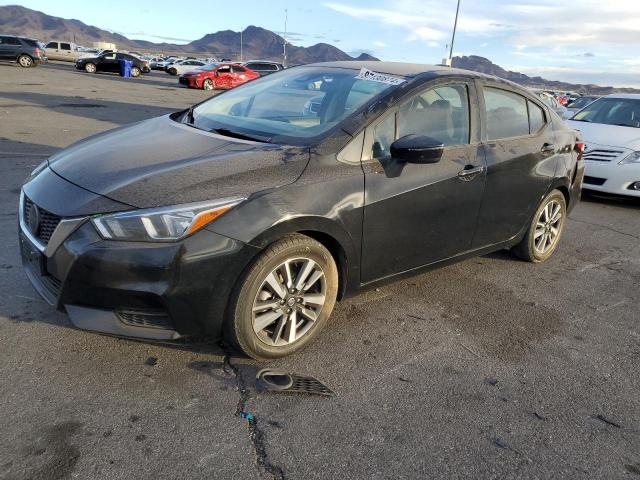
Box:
[178,63,259,90]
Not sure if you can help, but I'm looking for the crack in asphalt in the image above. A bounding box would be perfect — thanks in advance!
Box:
[569,217,640,241]
[223,351,285,480]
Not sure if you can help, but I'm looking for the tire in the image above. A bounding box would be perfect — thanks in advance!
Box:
[84,62,96,73]
[202,78,214,90]
[512,189,567,263]
[168,68,177,75]
[131,66,141,77]
[17,55,33,68]
[225,234,339,360]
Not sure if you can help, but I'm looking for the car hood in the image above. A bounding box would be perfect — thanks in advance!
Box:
[566,120,640,149]
[48,115,310,209]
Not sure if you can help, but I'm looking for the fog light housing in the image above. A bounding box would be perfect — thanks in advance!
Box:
[628,181,640,191]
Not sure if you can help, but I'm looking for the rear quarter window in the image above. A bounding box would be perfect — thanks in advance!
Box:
[528,100,546,133]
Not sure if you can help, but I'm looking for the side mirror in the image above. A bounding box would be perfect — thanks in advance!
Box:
[390,134,444,164]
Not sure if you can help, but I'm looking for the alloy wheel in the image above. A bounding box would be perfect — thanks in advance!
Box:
[534,199,563,255]
[252,257,327,347]
[18,55,33,67]
[203,79,213,90]
[85,63,96,73]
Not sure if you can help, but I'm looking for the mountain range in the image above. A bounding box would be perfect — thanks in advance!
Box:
[1,5,637,93]
[0,5,378,64]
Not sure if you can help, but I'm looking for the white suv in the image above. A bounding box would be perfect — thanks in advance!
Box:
[567,94,640,197]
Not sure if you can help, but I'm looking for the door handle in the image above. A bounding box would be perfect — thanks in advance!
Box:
[541,143,556,156]
[457,165,485,180]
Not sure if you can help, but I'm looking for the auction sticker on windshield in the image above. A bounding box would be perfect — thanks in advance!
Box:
[355,67,406,85]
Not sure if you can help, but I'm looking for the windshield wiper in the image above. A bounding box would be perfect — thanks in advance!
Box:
[211,128,272,143]
[611,123,639,128]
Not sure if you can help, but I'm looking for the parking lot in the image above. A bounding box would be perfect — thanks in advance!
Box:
[1,62,639,480]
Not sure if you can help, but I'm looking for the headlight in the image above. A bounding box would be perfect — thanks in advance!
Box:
[91,197,244,242]
[620,151,640,165]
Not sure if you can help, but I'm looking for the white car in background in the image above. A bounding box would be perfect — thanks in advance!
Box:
[567,94,640,197]
[165,59,206,75]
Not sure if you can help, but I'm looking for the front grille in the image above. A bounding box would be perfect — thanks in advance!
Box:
[116,310,174,330]
[583,148,625,162]
[23,196,62,245]
[584,176,607,186]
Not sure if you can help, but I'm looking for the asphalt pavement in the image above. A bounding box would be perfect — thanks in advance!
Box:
[0,61,639,480]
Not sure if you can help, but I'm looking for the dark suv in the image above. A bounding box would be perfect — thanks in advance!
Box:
[0,35,46,67]
[241,60,284,76]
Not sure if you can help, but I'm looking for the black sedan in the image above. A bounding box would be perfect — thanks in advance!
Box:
[75,51,150,76]
[19,62,584,359]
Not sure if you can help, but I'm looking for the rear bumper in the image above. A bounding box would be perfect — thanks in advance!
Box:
[582,161,640,197]
[19,217,260,341]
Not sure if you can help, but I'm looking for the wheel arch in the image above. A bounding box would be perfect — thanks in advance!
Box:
[246,216,360,300]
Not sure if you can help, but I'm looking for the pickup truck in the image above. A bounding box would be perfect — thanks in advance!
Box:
[44,41,88,62]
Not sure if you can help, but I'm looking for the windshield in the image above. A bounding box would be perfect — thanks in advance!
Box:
[568,96,596,110]
[572,97,640,127]
[189,66,399,144]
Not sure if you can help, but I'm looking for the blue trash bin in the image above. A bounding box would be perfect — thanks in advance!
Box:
[119,59,133,77]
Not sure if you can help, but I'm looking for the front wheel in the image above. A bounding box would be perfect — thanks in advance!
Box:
[17,55,34,68]
[168,68,177,75]
[512,189,567,262]
[225,235,338,360]
[202,78,214,90]
[131,66,141,77]
[84,62,96,73]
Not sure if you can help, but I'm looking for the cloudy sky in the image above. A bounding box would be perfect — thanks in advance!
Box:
[8,0,640,87]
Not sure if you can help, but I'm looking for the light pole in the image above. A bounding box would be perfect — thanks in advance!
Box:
[444,0,461,67]
[240,29,243,62]
[283,9,288,67]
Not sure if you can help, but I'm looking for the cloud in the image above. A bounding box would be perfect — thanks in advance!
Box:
[373,40,387,48]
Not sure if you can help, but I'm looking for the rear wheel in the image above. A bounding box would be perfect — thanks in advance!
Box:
[131,66,141,77]
[84,62,96,73]
[17,55,33,68]
[168,67,177,75]
[202,79,214,90]
[512,189,567,262]
[225,235,338,359]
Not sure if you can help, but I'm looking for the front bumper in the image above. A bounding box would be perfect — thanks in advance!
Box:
[583,160,640,197]
[19,208,260,341]
[179,76,199,88]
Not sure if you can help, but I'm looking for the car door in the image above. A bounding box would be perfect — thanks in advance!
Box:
[361,80,486,283]
[59,42,72,61]
[99,53,118,72]
[44,41,60,60]
[215,65,233,88]
[231,65,249,86]
[472,83,558,247]
[0,37,11,60]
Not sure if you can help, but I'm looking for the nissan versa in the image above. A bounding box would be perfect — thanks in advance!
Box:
[19,62,585,359]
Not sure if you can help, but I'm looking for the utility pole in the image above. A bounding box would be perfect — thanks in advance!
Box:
[283,9,288,67]
[240,29,243,62]
[444,0,461,67]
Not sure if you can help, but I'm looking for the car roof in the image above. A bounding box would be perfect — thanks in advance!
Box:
[305,61,488,78]
[603,93,640,100]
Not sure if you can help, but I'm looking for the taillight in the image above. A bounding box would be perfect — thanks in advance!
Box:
[575,142,585,161]
[35,48,42,55]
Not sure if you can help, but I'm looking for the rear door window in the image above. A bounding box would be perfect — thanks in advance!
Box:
[483,87,530,140]
[60,43,71,50]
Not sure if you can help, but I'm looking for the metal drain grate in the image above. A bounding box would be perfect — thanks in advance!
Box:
[256,369,334,397]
